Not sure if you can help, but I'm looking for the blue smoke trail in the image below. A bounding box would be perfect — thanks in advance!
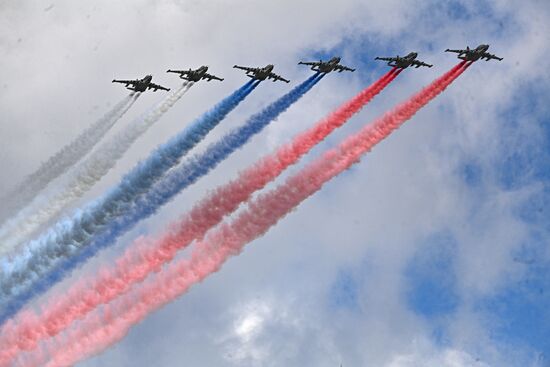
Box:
[0,81,258,323]
[0,73,323,323]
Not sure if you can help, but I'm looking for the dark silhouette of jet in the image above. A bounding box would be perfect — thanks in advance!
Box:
[166,65,223,82]
[445,44,503,61]
[298,56,355,73]
[112,75,170,92]
[233,64,290,83]
[375,52,433,69]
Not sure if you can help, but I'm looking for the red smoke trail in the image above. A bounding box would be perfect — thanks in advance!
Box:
[37,61,470,366]
[0,69,399,364]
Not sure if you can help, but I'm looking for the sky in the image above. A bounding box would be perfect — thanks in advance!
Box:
[1,0,549,366]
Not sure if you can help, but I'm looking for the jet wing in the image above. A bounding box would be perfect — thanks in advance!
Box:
[375,56,398,62]
[445,48,466,54]
[334,64,355,72]
[147,82,170,91]
[298,61,322,67]
[233,65,258,73]
[167,69,191,76]
[481,52,503,61]
[268,73,290,83]
[112,79,137,86]
[203,73,224,81]
[411,59,433,68]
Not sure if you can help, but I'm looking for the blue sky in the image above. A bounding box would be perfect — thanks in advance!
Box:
[0,0,549,366]
[479,79,550,359]
[309,1,550,363]
[303,4,550,362]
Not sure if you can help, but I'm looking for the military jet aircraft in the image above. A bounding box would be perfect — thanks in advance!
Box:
[233,64,290,83]
[112,75,170,92]
[298,56,355,73]
[375,52,433,69]
[445,44,503,61]
[166,66,224,82]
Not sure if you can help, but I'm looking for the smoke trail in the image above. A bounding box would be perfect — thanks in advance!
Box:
[0,80,259,323]
[33,62,470,366]
[0,93,139,225]
[69,73,323,270]
[0,83,193,256]
[0,69,398,364]
[0,74,319,324]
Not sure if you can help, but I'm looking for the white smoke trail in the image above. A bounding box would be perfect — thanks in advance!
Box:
[0,82,193,256]
[0,93,139,224]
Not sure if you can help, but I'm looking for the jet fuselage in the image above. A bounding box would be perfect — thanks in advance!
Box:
[167,65,224,82]
[461,44,490,61]
[393,52,418,68]
[316,57,341,73]
[185,66,209,82]
[131,75,153,92]
[247,64,275,80]
[112,74,169,92]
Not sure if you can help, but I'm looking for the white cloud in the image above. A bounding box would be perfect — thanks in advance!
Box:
[1,0,549,366]
[387,345,491,367]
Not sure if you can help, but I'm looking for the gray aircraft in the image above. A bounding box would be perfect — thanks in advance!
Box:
[445,44,503,61]
[375,52,433,69]
[233,64,290,83]
[166,65,224,82]
[112,75,170,92]
[298,56,355,73]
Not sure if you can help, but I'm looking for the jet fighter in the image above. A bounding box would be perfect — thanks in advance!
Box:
[166,66,224,82]
[375,52,433,69]
[233,64,290,83]
[112,75,170,92]
[298,56,355,73]
[445,44,503,61]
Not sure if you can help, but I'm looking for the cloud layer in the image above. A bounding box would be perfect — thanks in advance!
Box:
[1,0,549,366]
